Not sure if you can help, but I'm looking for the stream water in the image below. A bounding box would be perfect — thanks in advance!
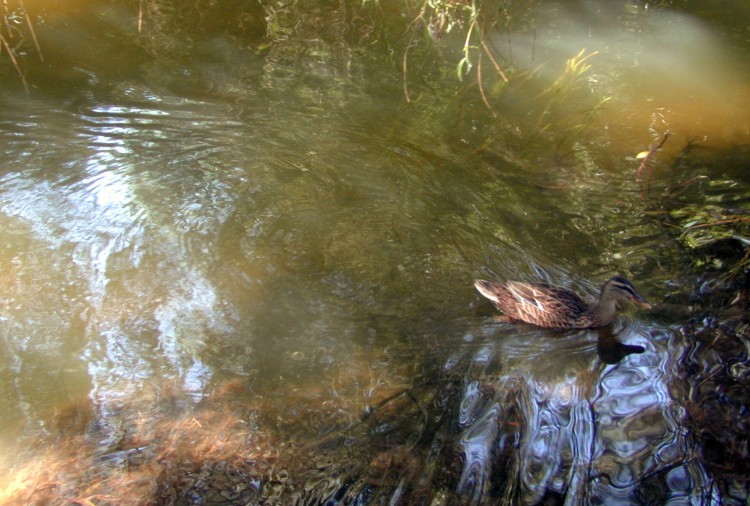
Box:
[1,1,749,504]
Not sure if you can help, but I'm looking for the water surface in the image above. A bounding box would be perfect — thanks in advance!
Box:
[0,1,749,504]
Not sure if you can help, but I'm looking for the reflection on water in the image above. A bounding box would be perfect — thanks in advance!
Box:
[0,0,749,503]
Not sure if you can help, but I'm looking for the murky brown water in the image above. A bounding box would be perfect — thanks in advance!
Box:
[1,1,749,504]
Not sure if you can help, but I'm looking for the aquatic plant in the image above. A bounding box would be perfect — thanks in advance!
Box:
[651,143,750,291]
[0,0,42,93]
[535,49,612,158]
[395,0,514,110]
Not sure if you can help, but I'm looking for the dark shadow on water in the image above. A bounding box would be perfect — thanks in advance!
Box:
[595,327,646,364]
[255,318,682,505]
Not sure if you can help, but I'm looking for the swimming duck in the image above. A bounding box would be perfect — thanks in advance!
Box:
[474,275,651,329]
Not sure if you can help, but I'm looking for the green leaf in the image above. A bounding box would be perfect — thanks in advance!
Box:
[456,57,470,81]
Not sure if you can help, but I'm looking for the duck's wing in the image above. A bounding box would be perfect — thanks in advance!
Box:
[504,281,589,327]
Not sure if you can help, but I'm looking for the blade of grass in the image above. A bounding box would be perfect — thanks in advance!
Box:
[19,0,42,61]
[0,34,29,93]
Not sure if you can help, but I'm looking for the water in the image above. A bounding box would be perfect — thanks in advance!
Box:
[0,1,749,504]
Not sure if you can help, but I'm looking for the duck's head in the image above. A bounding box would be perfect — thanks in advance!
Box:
[601,276,652,309]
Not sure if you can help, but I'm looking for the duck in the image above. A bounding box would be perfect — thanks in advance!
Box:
[474,275,651,329]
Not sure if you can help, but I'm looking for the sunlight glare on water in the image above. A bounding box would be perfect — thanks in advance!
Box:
[494,1,750,155]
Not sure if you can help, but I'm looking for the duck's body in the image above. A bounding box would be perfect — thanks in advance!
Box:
[474,276,650,329]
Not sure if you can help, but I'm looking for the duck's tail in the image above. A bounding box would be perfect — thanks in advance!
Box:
[473,279,505,303]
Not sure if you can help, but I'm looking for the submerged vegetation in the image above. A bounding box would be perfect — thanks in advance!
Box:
[657,143,750,290]
[394,0,515,105]
[0,0,42,93]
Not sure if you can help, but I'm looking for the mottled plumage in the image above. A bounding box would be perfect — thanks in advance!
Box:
[474,276,651,329]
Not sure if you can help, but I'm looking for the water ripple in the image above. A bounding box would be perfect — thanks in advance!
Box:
[0,96,251,408]
[457,404,502,503]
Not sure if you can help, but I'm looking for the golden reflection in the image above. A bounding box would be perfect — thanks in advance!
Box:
[0,380,273,505]
[0,345,415,505]
[496,2,750,154]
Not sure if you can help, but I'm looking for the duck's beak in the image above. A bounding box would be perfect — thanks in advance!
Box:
[632,297,652,309]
